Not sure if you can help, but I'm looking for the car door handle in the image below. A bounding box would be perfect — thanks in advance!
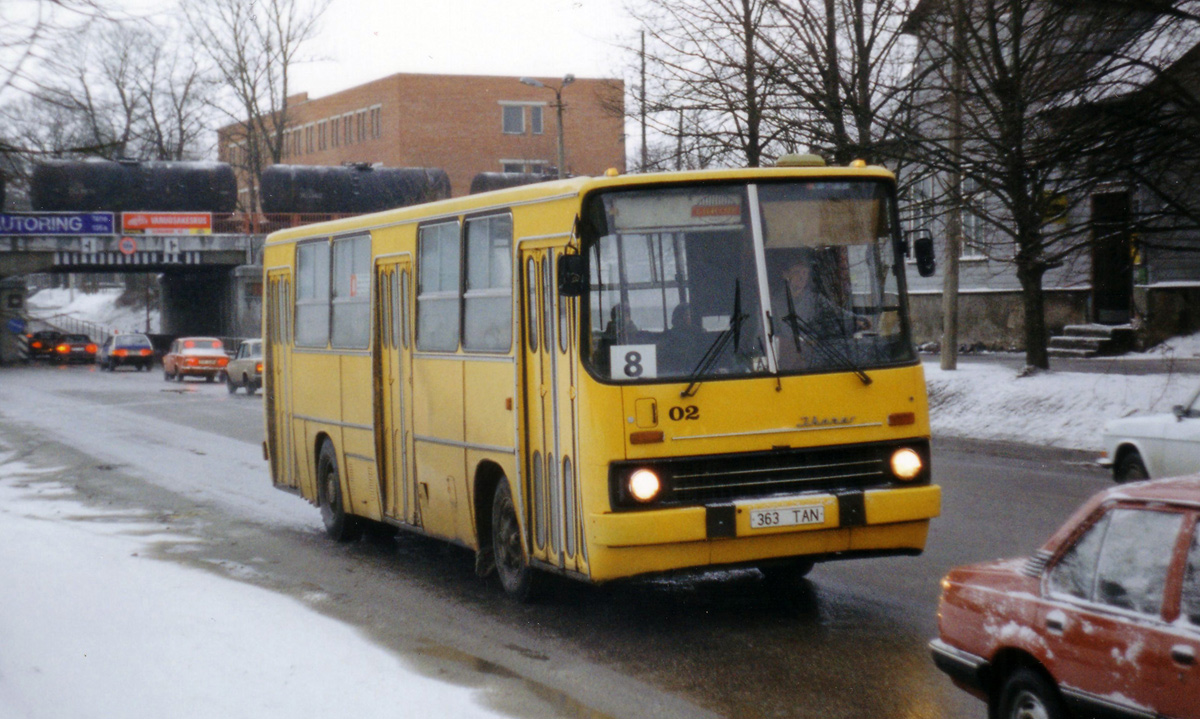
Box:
[1046,610,1066,633]
[1171,644,1197,666]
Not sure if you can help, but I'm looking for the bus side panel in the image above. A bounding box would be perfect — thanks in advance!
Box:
[573,374,628,575]
[341,354,381,521]
[412,356,465,540]
[292,351,342,500]
[463,359,518,543]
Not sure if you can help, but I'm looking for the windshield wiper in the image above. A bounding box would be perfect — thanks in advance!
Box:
[681,280,747,398]
[781,280,872,386]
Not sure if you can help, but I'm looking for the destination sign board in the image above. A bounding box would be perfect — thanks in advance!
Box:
[122,212,212,235]
[0,212,115,236]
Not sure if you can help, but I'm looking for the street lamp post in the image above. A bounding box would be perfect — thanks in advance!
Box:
[519,74,574,179]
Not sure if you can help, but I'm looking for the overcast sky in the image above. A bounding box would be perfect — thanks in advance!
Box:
[290,0,637,99]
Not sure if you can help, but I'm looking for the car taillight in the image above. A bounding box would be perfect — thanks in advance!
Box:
[218,357,229,367]
[139,348,152,357]
[255,362,263,373]
[114,349,129,357]
[31,341,42,349]
[57,344,70,353]
[86,344,97,353]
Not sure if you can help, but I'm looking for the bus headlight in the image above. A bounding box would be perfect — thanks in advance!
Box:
[628,469,662,502]
[891,448,923,481]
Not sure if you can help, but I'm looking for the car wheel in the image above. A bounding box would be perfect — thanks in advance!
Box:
[994,667,1067,719]
[205,373,215,383]
[226,374,238,393]
[247,378,258,396]
[175,369,184,382]
[492,479,541,601]
[317,441,362,542]
[107,359,116,372]
[1115,451,1149,483]
[164,367,172,381]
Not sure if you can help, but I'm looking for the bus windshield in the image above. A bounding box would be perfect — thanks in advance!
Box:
[582,180,914,382]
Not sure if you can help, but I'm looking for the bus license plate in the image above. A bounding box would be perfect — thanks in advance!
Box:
[749,505,825,530]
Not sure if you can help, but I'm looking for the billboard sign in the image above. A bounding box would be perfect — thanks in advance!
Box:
[121,212,212,235]
[0,212,115,236]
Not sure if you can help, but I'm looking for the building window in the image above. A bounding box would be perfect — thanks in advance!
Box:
[502,104,524,134]
[331,117,340,148]
[370,106,381,138]
[318,120,327,151]
[463,214,513,352]
[344,113,353,145]
[531,105,544,135]
[305,124,314,154]
[416,221,462,352]
[500,160,550,175]
[356,110,367,142]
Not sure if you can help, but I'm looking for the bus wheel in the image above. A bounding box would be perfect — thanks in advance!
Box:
[317,441,362,542]
[491,480,540,601]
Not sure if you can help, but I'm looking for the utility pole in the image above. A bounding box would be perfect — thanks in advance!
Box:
[941,0,965,371]
[640,31,648,172]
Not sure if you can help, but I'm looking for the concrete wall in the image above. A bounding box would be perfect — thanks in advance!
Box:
[909,289,1091,351]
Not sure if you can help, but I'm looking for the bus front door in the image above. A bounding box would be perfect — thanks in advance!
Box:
[521,247,582,571]
[375,259,417,526]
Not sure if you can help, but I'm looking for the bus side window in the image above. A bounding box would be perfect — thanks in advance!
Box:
[416,221,461,352]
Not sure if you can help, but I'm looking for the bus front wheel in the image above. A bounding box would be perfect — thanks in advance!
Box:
[492,480,540,601]
[317,441,362,542]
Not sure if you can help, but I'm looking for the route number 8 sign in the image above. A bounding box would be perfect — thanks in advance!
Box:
[610,344,657,380]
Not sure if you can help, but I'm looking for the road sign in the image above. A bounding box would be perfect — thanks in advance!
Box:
[122,212,212,235]
[6,317,25,334]
[0,212,114,236]
[119,236,137,255]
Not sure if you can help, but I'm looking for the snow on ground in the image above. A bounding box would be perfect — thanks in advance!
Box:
[0,453,505,719]
[925,360,1196,451]
[26,287,159,334]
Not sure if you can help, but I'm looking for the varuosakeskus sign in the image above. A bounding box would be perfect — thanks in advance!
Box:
[0,212,115,236]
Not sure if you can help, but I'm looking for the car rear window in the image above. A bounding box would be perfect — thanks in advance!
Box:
[117,335,152,347]
[65,335,90,342]
[183,339,221,350]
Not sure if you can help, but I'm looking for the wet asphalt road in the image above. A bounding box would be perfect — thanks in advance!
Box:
[0,363,1115,719]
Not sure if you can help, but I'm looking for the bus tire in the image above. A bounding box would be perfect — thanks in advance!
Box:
[492,480,540,601]
[317,441,362,542]
[1115,451,1148,483]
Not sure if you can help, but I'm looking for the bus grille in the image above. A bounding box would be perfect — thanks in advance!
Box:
[610,440,928,509]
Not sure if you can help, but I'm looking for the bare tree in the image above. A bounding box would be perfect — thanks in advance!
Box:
[902,0,1189,368]
[186,0,330,212]
[765,0,918,166]
[629,0,795,169]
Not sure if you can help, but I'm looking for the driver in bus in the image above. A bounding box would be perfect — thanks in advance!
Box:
[768,248,864,369]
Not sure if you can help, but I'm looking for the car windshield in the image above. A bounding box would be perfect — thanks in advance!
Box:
[581,180,914,383]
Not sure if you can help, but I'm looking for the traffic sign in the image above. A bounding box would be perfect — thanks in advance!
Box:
[6,317,25,334]
[119,236,137,255]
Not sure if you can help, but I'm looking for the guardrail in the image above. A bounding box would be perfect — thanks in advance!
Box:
[212,213,360,235]
[26,312,114,341]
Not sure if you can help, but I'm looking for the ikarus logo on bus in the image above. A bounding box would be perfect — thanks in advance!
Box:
[796,415,855,428]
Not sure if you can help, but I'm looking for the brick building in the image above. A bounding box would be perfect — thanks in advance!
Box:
[218,72,626,204]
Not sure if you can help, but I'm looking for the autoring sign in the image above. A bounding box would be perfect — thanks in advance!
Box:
[0,212,115,235]
[121,212,212,234]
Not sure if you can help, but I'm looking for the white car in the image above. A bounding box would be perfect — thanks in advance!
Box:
[1099,383,1200,481]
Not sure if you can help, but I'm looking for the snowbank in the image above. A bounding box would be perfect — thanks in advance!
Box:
[26,287,159,334]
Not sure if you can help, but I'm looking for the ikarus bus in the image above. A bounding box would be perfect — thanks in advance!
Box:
[262,155,941,600]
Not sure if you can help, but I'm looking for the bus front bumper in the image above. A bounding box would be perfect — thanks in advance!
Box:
[585,484,940,582]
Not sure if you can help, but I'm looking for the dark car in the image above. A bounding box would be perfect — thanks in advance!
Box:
[931,476,1200,719]
[97,333,155,371]
[51,334,97,364]
[26,330,62,360]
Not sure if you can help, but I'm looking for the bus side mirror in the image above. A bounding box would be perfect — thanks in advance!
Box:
[905,230,937,277]
[558,254,588,297]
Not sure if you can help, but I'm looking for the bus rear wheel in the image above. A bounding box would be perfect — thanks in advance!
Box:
[317,441,362,542]
[492,480,540,601]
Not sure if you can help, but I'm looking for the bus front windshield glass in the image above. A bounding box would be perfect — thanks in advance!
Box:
[582,180,914,382]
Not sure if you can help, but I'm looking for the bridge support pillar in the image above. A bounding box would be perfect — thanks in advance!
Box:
[230,265,263,339]
[0,278,28,366]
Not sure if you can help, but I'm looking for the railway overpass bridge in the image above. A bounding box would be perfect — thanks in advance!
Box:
[1,212,355,366]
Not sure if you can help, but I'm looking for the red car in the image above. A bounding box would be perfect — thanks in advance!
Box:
[162,337,229,382]
[931,476,1200,719]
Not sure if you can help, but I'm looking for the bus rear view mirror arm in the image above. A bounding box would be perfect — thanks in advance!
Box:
[558,254,588,296]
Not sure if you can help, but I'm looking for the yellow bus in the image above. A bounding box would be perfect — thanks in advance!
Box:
[262,157,941,599]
